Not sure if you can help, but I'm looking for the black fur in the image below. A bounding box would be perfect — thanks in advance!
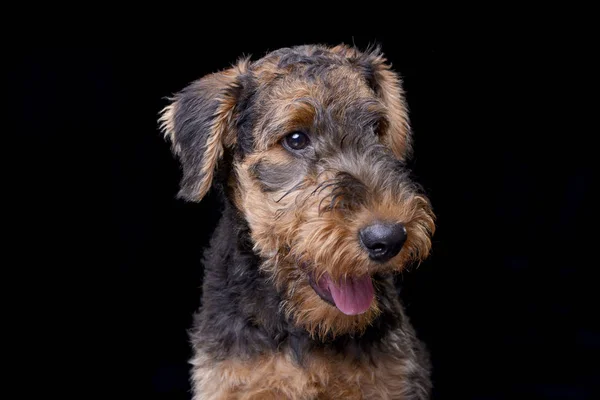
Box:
[234,73,258,157]
[189,198,281,362]
[168,78,223,200]
[250,159,305,193]
[269,44,389,98]
[166,70,250,200]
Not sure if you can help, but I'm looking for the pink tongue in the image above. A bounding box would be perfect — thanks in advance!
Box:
[326,274,374,315]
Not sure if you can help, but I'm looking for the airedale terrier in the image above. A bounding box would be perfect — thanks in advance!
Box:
[159,43,436,399]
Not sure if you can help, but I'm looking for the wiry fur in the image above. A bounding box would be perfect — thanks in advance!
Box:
[160,44,436,399]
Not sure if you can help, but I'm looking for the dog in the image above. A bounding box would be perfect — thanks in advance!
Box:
[159,43,436,399]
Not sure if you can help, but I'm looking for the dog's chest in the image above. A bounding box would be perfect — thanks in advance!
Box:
[190,348,409,399]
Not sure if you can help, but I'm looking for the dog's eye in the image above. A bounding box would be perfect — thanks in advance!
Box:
[283,131,310,151]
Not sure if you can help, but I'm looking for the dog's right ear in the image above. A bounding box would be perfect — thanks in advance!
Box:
[331,44,412,161]
[159,59,249,202]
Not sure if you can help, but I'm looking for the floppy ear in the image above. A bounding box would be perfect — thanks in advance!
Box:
[333,44,412,160]
[159,59,249,202]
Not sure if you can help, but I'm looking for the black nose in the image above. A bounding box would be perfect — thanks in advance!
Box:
[359,223,407,262]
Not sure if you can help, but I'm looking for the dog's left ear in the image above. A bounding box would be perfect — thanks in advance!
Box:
[159,59,249,202]
[333,45,412,160]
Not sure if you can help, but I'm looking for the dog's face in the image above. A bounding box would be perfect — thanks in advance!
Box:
[160,44,435,339]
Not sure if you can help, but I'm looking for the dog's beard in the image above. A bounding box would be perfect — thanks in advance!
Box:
[255,212,432,339]
[235,163,434,339]
[284,269,382,340]
[308,270,374,316]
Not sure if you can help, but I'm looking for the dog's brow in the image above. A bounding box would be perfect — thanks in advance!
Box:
[257,99,319,149]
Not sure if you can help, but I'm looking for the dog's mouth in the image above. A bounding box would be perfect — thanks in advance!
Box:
[308,271,374,316]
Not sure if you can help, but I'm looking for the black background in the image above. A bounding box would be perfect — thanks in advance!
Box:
[17,29,596,399]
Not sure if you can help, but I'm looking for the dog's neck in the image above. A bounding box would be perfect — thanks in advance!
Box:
[191,195,404,364]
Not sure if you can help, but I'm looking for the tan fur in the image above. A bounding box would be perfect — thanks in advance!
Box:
[256,97,317,150]
[190,347,416,400]
[285,283,382,340]
[158,99,179,153]
[231,138,434,339]
[371,64,412,160]
[330,44,412,159]
[251,73,374,151]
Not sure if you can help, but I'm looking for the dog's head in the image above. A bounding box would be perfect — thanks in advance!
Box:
[160,44,435,339]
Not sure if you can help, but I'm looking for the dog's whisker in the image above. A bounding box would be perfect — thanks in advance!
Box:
[276,181,306,203]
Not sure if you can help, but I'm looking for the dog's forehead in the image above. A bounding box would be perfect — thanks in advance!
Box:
[251,52,373,101]
[243,51,381,148]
